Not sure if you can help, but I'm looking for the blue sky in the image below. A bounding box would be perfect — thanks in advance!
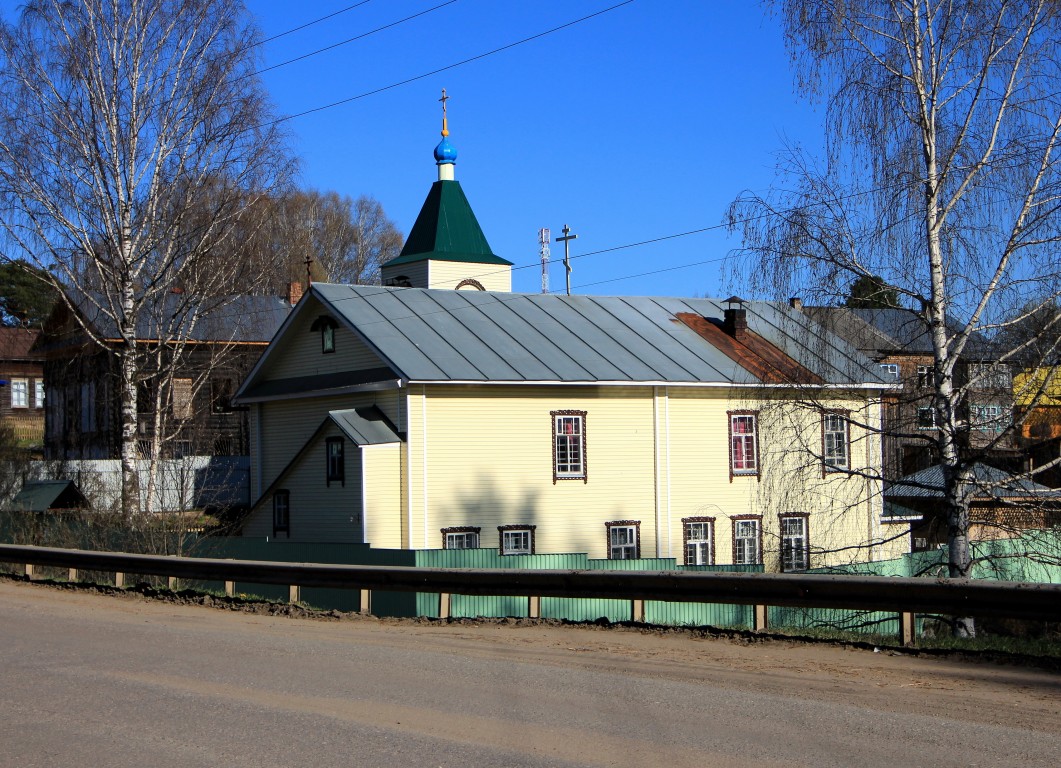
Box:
[247,0,826,298]
[0,0,826,298]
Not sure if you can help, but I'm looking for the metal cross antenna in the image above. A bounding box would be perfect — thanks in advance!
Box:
[556,224,578,295]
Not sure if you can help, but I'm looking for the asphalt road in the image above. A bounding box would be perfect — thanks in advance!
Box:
[0,578,1058,768]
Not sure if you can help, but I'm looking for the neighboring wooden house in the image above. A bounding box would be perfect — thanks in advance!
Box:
[799,305,1019,480]
[884,463,1061,551]
[34,288,294,461]
[0,327,45,449]
[234,125,903,570]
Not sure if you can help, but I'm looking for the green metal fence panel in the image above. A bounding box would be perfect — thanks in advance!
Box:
[767,605,922,638]
[540,596,633,623]
[644,600,753,628]
[587,558,678,571]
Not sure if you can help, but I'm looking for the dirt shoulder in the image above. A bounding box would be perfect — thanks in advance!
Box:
[2,574,1058,737]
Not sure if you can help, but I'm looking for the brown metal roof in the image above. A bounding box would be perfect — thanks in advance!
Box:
[675,313,825,385]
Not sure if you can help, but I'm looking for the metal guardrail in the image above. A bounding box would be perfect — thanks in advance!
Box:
[2,544,1059,644]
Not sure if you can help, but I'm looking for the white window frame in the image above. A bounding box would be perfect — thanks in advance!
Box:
[552,411,586,482]
[732,518,761,565]
[878,363,899,381]
[607,522,639,560]
[822,412,849,471]
[34,380,44,408]
[10,378,27,408]
[444,530,480,550]
[780,515,809,571]
[729,412,759,476]
[916,364,933,389]
[500,527,533,556]
[917,406,939,430]
[971,404,1007,432]
[684,519,714,566]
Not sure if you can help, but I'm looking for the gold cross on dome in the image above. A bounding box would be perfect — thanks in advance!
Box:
[439,88,450,136]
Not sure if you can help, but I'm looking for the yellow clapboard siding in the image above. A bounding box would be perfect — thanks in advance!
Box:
[262,295,388,380]
[426,259,511,292]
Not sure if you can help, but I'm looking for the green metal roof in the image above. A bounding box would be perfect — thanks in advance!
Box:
[9,480,87,512]
[383,180,512,267]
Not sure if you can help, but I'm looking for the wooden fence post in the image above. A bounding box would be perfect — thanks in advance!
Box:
[899,611,916,647]
[632,599,645,622]
[754,604,769,632]
[289,585,300,604]
[224,581,236,597]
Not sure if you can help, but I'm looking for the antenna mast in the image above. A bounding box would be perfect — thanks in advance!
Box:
[538,228,551,294]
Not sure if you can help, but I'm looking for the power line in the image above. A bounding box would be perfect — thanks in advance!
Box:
[253,1,459,79]
[269,0,636,126]
[258,2,375,47]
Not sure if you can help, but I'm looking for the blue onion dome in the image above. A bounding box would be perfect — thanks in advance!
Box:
[434,135,457,165]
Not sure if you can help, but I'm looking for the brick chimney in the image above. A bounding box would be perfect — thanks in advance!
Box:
[287,281,303,306]
[722,296,748,341]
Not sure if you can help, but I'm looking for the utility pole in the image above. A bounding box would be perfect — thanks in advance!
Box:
[556,224,578,296]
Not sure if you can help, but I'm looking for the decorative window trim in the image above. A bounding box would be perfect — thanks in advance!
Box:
[606,520,641,560]
[455,278,486,291]
[272,490,290,537]
[916,364,933,389]
[551,410,587,483]
[821,410,851,475]
[877,363,900,381]
[310,315,338,354]
[779,513,811,572]
[682,516,715,566]
[498,524,536,555]
[326,437,345,487]
[731,514,762,565]
[34,380,44,409]
[442,526,481,550]
[727,410,760,481]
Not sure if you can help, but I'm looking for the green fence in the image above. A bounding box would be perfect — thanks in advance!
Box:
[3,511,1058,634]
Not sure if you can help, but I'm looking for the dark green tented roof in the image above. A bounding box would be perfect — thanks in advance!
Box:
[383,180,512,267]
[9,480,87,512]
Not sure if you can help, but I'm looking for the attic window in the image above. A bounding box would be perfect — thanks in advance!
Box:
[310,315,338,354]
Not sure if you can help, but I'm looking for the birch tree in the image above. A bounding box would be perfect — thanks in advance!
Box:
[727,0,1061,634]
[0,0,293,515]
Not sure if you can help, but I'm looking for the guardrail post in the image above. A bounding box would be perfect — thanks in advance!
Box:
[528,595,541,619]
[114,572,125,588]
[68,568,78,582]
[438,592,451,619]
[167,576,177,591]
[358,588,371,616]
[754,604,769,632]
[632,599,645,623]
[225,581,235,597]
[24,563,34,580]
[899,611,916,647]
[289,585,300,604]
